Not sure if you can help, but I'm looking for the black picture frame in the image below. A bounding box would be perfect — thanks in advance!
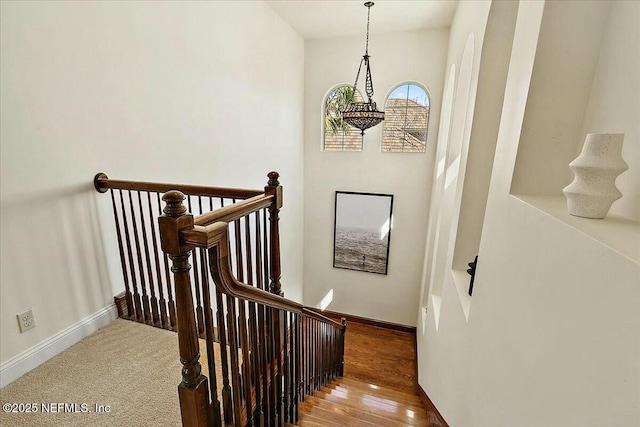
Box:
[333,191,394,275]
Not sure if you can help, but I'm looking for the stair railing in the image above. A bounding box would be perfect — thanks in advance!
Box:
[96,172,346,427]
[94,173,264,332]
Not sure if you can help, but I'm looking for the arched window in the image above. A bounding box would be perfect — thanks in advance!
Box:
[323,85,364,151]
[382,83,430,153]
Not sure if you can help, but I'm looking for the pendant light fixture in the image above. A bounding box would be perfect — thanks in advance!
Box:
[342,1,385,135]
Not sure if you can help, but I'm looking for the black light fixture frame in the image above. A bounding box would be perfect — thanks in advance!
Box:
[342,2,385,135]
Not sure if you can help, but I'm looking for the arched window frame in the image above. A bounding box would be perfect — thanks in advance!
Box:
[322,84,364,152]
[381,82,431,153]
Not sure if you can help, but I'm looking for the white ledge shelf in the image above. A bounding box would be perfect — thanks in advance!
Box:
[512,194,640,264]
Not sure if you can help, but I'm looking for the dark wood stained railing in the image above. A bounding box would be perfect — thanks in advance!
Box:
[96,172,345,427]
[94,173,266,333]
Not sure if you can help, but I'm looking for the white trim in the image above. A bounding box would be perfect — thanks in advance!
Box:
[0,304,119,388]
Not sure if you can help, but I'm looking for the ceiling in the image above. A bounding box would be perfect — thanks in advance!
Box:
[265,0,459,40]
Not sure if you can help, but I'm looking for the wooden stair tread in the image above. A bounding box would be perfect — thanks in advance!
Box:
[295,376,430,427]
[303,394,424,427]
[298,400,380,427]
[312,389,428,424]
[325,383,422,408]
[334,377,423,404]
[294,410,352,427]
[322,382,424,407]
[342,369,418,394]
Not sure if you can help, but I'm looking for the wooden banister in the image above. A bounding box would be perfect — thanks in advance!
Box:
[94,172,267,333]
[94,170,349,427]
[301,307,345,330]
[158,191,210,427]
[193,221,345,330]
[94,173,263,199]
[265,172,283,296]
[193,194,274,226]
[158,174,346,426]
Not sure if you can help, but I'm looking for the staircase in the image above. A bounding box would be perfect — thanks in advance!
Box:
[295,376,429,426]
[289,318,435,427]
[95,172,438,427]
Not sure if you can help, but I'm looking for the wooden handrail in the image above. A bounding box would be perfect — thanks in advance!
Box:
[301,307,342,326]
[98,171,345,426]
[198,221,345,330]
[154,175,345,426]
[94,173,263,199]
[193,194,273,226]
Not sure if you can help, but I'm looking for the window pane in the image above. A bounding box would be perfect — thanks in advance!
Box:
[324,86,364,151]
[382,83,429,153]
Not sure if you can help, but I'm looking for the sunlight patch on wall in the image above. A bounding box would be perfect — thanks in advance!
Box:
[421,306,428,335]
[432,295,442,331]
[318,288,334,311]
[436,156,447,179]
[445,154,461,189]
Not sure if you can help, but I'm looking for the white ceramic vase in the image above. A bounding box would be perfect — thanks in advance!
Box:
[563,133,628,219]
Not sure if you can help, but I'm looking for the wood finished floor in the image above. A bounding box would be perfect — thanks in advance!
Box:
[343,323,418,394]
[293,322,442,426]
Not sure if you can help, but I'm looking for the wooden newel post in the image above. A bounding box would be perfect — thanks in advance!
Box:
[265,171,283,296]
[159,190,210,427]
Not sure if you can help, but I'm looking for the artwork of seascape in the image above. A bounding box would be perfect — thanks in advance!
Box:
[333,192,393,275]
[334,226,388,274]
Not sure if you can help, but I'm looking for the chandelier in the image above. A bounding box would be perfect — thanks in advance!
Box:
[342,2,385,135]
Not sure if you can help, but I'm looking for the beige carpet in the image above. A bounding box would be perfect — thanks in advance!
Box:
[0,318,231,427]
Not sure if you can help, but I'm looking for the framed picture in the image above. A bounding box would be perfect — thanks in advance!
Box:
[333,191,394,275]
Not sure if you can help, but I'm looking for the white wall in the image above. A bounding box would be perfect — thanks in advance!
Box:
[416,0,492,415]
[303,29,448,326]
[510,0,611,199]
[450,0,517,274]
[0,0,305,369]
[418,1,640,426]
[579,0,639,221]
[510,0,638,223]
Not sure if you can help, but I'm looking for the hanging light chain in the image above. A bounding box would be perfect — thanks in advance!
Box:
[365,57,374,101]
[365,1,372,55]
[342,1,384,136]
[352,56,365,98]
[363,2,375,101]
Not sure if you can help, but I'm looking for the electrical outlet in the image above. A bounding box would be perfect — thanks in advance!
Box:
[17,309,35,333]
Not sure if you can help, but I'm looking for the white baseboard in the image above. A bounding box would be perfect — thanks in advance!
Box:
[0,304,119,388]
